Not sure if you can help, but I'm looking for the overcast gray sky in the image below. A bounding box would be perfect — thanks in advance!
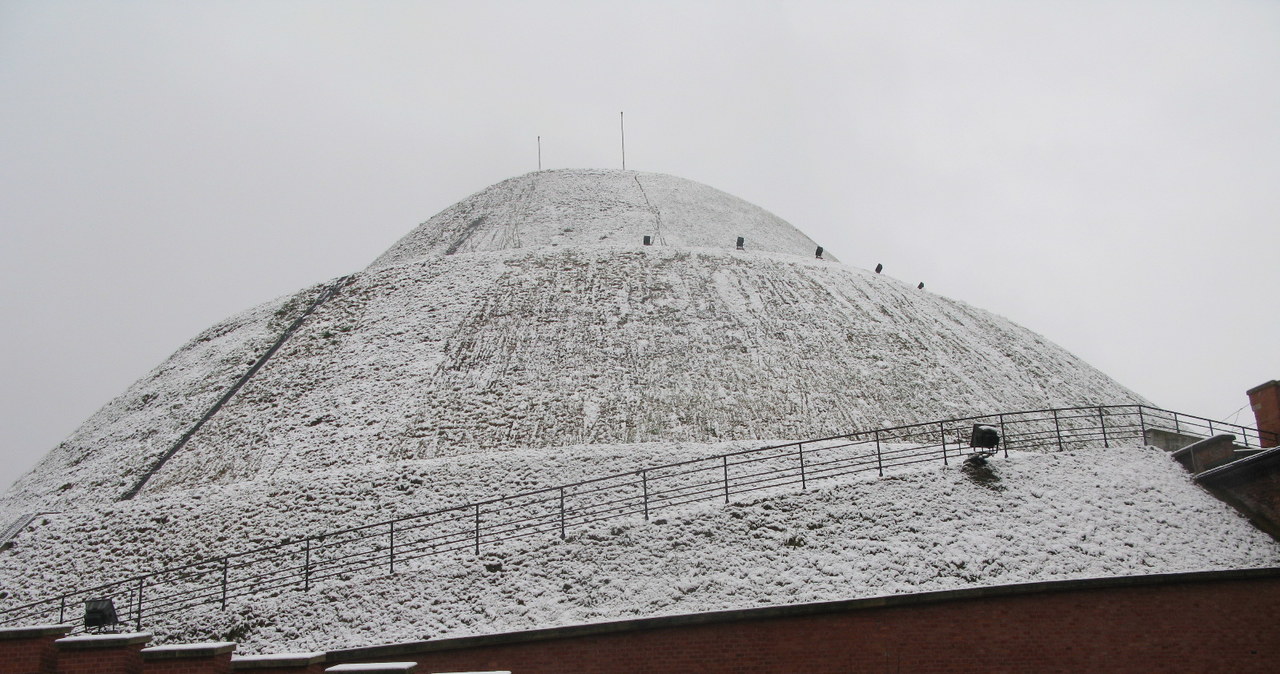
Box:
[2,0,1278,491]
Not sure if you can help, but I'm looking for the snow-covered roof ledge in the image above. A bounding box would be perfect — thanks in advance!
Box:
[0,624,74,639]
[141,641,236,659]
[55,632,152,648]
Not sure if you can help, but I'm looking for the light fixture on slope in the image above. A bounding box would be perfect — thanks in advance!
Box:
[967,424,1001,466]
[84,598,120,632]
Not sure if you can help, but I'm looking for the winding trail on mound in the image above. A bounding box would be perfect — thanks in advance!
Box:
[118,275,353,501]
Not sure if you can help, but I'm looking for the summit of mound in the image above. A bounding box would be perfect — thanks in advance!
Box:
[370,169,827,267]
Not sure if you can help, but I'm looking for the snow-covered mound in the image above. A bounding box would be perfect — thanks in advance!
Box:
[0,169,1259,654]
[1,169,1146,515]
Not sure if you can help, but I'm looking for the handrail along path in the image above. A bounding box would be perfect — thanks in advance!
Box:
[1,403,1272,632]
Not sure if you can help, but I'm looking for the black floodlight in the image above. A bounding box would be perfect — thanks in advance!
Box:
[815,246,824,259]
[970,424,1000,450]
[643,235,652,246]
[875,263,883,274]
[84,598,120,631]
[736,236,745,250]
[917,282,925,290]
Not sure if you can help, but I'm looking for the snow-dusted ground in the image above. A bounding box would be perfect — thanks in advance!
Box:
[2,444,1262,653]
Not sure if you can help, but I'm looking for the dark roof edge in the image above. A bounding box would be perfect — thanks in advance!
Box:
[1197,445,1280,482]
[328,567,1280,662]
[1247,380,1279,396]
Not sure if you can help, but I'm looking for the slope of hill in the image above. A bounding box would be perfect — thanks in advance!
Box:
[1,243,1144,515]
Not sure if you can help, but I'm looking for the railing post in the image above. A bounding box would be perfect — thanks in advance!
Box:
[1208,419,1216,437]
[303,539,311,592]
[389,521,396,575]
[722,456,730,503]
[641,470,649,520]
[1173,412,1181,434]
[474,504,481,555]
[135,578,144,631]
[221,557,228,610]
[1098,407,1109,447]
[58,595,66,624]
[798,443,807,490]
[559,488,566,540]
[1138,406,1147,445]
[875,431,884,476]
[1052,409,1064,451]
[998,414,1008,458]
[940,422,947,465]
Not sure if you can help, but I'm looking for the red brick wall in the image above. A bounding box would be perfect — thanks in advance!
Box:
[6,572,1277,673]
[338,574,1280,673]
[0,633,63,674]
[1250,381,1280,448]
[143,657,231,674]
[229,666,326,674]
[56,646,145,674]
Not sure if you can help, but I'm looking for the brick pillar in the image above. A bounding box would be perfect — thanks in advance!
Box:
[141,642,236,674]
[0,624,74,674]
[231,653,327,674]
[1248,380,1280,448]
[55,632,151,674]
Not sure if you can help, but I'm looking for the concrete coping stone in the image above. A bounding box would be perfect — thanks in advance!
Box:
[142,641,237,659]
[55,632,152,649]
[0,624,75,640]
[1171,434,1236,459]
[326,664,417,673]
[232,652,327,669]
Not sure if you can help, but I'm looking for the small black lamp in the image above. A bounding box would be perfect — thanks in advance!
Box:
[84,598,120,632]
[970,424,1000,450]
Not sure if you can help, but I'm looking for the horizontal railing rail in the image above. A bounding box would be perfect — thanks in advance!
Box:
[1,404,1273,632]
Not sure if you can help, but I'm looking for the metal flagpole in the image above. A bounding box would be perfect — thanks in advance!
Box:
[620,112,626,170]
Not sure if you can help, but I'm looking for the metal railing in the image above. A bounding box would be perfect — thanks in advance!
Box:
[1,403,1272,633]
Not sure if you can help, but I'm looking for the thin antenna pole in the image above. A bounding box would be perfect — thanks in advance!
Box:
[620,111,626,170]
[537,136,541,170]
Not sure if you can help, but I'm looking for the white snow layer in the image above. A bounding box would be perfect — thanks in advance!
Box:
[2,445,1271,653]
[370,169,828,267]
[1,245,1144,514]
